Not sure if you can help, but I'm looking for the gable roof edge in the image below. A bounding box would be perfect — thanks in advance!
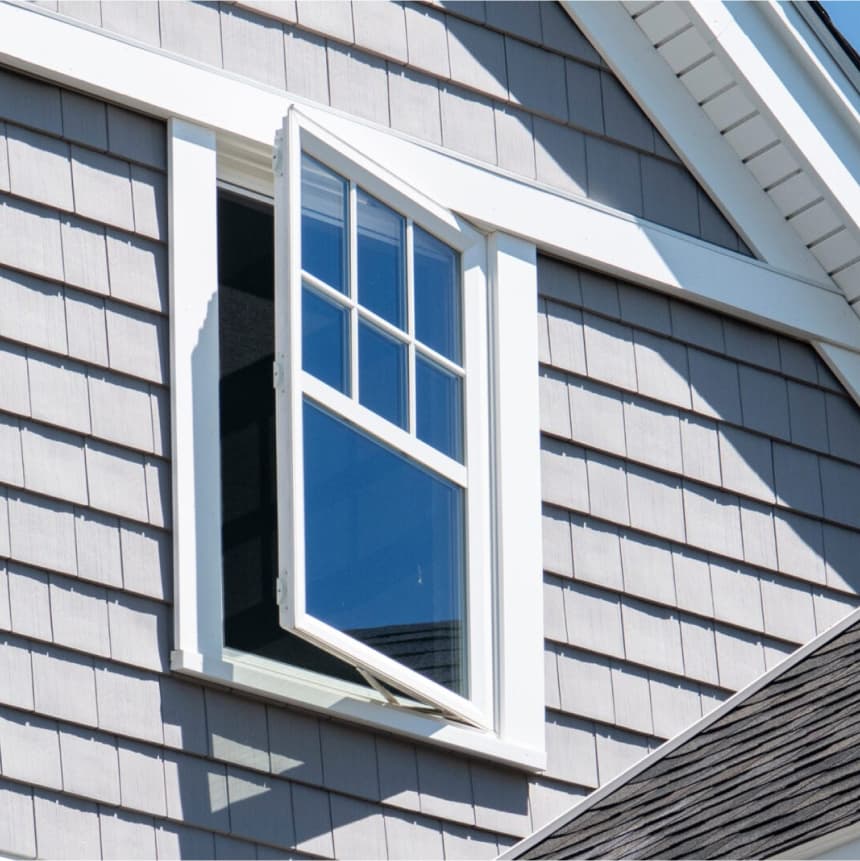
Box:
[499,602,860,860]
[563,0,831,285]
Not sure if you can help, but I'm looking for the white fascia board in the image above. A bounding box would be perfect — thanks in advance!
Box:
[687,1,860,249]
[2,2,858,349]
[564,0,830,285]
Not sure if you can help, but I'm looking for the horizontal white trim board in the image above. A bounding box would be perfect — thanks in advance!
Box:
[3,1,860,359]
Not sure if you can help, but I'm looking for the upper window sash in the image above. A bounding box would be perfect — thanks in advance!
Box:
[273,109,491,728]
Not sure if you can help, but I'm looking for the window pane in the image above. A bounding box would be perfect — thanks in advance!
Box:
[417,356,463,462]
[302,286,349,394]
[357,189,406,328]
[301,155,348,294]
[414,226,461,364]
[359,320,407,428]
[303,400,467,695]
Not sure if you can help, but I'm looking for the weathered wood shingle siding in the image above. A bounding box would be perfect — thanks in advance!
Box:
[48,0,747,252]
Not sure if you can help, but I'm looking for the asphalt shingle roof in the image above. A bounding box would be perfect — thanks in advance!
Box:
[513,612,860,860]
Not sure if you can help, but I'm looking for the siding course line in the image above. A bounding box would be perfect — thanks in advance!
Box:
[543,500,857,614]
[540,360,860,494]
[0,705,518,853]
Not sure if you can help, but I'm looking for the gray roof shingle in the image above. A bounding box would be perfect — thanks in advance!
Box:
[509,609,860,860]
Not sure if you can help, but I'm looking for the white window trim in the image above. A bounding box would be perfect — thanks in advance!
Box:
[169,116,546,769]
[274,109,493,729]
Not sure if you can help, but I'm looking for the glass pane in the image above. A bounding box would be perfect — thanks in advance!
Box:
[417,356,463,462]
[414,226,461,364]
[301,154,348,294]
[303,400,467,695]
[359,320,407,428]
[357,189,406,328]
[302,286,349,394]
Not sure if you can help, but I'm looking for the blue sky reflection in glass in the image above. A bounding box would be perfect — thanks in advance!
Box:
[298,151,469,694]
[300,153,464,457]
[359,320,408,428]
[301,155,347,294]
[303,401,467,694]
[302,286,349,394]
[357,189,406,328]
[415,226,461,363]
[417,355,462,461]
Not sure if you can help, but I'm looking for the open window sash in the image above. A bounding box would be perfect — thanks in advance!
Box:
[273,109,492,729]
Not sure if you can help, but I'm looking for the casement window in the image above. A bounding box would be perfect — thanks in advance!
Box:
[273,113,491,727]
[173,110,545,768]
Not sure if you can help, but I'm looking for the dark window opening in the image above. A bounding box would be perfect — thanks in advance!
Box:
[217,188,368,686]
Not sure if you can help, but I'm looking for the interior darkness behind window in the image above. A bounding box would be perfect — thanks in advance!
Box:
[217,189,367,685]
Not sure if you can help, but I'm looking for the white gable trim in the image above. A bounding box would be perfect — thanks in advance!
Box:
[689,2,860,296]
[565,0,830,284]
[576,0,860,314]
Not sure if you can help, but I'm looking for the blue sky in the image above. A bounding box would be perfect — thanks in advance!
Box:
[821,1,860,51]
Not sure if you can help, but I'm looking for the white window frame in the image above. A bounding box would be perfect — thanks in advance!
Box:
[170,114,546,769]
[274,110,493,728]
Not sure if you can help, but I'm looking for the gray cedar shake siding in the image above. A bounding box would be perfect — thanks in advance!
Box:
[0,3,857,860]
[42,0,746,252]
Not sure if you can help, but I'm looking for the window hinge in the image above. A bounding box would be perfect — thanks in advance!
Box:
[273,129,284,177]
[275,576,285,605]
[273,357,285,392]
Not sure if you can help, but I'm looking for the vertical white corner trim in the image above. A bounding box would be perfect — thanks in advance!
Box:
[489,233,545,752]
[168,119,223,668]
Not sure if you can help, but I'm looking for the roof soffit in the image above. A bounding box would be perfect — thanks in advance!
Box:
[568,0,860,319]
[567,0,829,284]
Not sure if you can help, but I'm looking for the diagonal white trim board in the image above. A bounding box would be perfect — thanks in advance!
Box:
[565,0,830,284]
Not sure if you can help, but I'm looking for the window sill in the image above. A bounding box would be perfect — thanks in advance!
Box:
[170,647,547,772]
